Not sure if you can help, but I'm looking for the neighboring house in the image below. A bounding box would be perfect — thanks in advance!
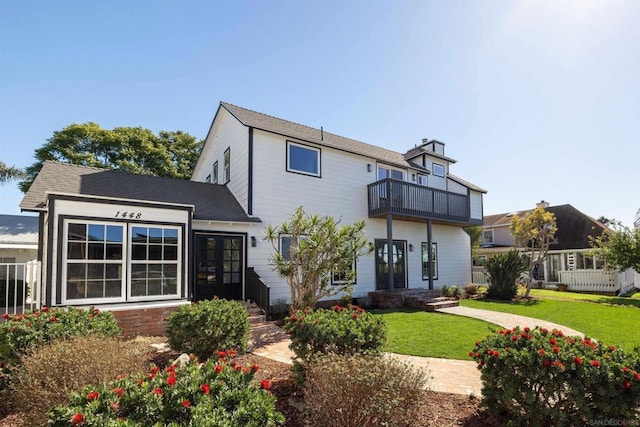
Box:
[475,201,634,294]
[19,102,485,329]
[0,214,38,264]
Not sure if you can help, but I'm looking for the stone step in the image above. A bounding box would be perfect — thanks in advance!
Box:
[248,314,266,324]
[424,300,460,312]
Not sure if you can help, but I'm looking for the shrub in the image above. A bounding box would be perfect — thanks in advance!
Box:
[482,250,530,300]
[471,326,640,425]
[283,305,386,365]
[304,353,430,427]
[48,351,284,426]
[166,298,250,360]
[11,335,150,427]
[0,306,120,411]
[464,283,479,296]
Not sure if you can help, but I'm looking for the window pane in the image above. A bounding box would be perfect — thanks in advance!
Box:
[106,244,122,260]
[132,227,148,243]
[149,228,163,243]
[289,144,319,175]
[378,167,389,180]
[87,224,105,241]
[281,236,292,260]
[105,281,121,297]
[106,226,123,243]
[68,242,85,259]
[131,279,146,296]
[391,170,403,180]
[86,282,103,298]
[132,244,147,260]
[164,245,178,261]
[87,243,104,260]
[164,229,178,244]
[87,264,105,280]
[68,223,86,241]
[148,245,163,260]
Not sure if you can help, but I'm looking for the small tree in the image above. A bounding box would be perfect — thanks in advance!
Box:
[591,224,640,274]
[265,207,372,312]
[510,207,557,298]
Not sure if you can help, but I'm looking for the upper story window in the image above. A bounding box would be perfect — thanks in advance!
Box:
[432,163,445,177]
[223,148,230,183]
[417,174,428,186]
[482,229,494,244]
[212,161,218,184]
[378,166,404,180]
[287,141,320,177]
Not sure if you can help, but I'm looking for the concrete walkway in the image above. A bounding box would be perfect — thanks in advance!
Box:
[248,307,585,398]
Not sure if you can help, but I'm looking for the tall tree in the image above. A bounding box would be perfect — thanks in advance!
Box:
[591,225,640,274]
[464,226,483,257]
[510,207,558,298]
[0,161,26,184]
[19,123,203,192]
[265,207,373,312]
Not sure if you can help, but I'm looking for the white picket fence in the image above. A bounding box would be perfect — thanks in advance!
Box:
[1,261,41,316]
[472,271,489,285]
[557,269,635,295]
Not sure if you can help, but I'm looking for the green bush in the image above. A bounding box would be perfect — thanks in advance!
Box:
[482,250,529,300]
[283,305,386,365]
[48,352,284,426]
[0,279,27,307]
[471,326,640,425]
[11,335,150,427]
[0,306,121,412]
[440,285,459,298]
[304,353,430,427]
[166,299,250,360]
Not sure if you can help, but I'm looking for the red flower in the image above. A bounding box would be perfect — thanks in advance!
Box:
[1,313,8,320]
[217,351,227,359]
[468,351,475,358]
[201,384,211,394]
[228,349,236,357]
[591,360,601,367]
[50,316,57,322]
[574,357,583,365]
[552,346,561,353]
[549,339,557,345]
[165,365,175,373]
[215,364,223,374]
[181,400,191,409]
[260,380,271,389]
[623,367,630,373]
[511,335,519,341]
[542,360,551,368]
[552,361,565,371]
[86,391,99,401]
[71,413,84,425]
[112,387,125,398]
[352,313,359,319]
[150,366,160,374]
[152,388,163,395]
[538,349,546,356]
[110,402,120,412]
[623,381,631,389]
[252,363,260,372]
[166,376,176,386]
[609,346,617,351]
[523,327,530,333]
[41,306,49,312]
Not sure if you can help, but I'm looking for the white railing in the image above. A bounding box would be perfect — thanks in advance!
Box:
[472,271,489,285]
[1,261,41,316]
[557,270,623,294]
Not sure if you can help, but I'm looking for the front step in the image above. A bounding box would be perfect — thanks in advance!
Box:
[423,299,460,312]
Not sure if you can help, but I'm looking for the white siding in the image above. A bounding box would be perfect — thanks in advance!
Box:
[470,191,483,220]
[425,154,447,190]
[447,178,467,195]
[192,108,250,212]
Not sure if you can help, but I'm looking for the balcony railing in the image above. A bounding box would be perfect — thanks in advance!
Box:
[367,178,471,223]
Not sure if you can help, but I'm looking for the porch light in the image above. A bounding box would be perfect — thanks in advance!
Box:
[251,236,257,247]
[409,244,414,252]
[367,164,373,172]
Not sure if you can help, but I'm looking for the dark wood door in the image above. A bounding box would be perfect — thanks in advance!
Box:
[195,234,243,300]
[375,239,406,290]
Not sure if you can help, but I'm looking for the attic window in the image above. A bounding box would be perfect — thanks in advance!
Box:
[432,163,445,177]
[287,141,320,177]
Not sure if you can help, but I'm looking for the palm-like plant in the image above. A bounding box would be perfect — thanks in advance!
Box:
[482,250,530,300]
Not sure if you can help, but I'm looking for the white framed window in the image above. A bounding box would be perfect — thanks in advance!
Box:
[64,221,125,303]
[223,148,230,183]
[331,242,357,285]
[421,242,438,280]
[432,163,445,177]
[482,229,494,244]
[62,220,181,304]
[287,141,320,177]
[378,165,404,180]
[417,174,428,186]
[212,161,218,184]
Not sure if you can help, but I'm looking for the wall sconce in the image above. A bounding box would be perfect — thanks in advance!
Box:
[367,164,373,172]
[251,236,257,247]
[409,244,414,252]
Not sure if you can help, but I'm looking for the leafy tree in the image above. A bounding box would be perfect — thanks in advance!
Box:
[19,123,203,192]
[464,225,483,256]
[590,225,640,273]
[510,207,557,298]
[0,161,26,184]
[265,207,373,312]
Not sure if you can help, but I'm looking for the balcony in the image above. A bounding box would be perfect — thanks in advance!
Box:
[367,178,477,225]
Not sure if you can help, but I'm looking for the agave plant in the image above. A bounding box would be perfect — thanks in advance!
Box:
[481,250,530,300]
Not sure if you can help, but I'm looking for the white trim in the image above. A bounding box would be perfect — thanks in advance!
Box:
[44,191,195,210]
[286,141,321,177]
[377,164,405,181]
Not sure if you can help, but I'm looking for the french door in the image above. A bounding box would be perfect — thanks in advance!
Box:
[194,234,244,301]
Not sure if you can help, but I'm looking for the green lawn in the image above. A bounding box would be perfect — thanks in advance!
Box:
[372,308,498,359]
[461,293,640,351]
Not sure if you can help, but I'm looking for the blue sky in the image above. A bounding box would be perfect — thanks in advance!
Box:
[1,0,638,225]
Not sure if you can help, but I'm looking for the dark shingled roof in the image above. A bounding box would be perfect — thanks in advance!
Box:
[220,102,486,193]
[20,162,260,223]
[484,204,608,250]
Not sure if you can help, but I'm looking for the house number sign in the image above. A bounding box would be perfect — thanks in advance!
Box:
[114,211,143,219]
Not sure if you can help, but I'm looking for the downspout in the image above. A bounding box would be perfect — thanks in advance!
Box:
[427,219,433,290]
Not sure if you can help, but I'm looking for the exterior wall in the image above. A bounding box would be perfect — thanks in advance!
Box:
[470,191,483,221]
[424,153,447,191]
[111,304,183,338]
[490,224,513,246]
[192,108,250,212]
[446,178,467,195]
[0,248,37,264]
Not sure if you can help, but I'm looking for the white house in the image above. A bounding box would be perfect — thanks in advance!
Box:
[20,102,485,331]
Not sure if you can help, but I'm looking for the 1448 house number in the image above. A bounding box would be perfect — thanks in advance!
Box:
[114,211,143,219]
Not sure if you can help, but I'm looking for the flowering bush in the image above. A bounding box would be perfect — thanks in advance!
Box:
[304,353,429,426]
[48,352,284,426]
[471,326,640,425]
[11,335,149,427]
[283,305,386,365]
[166,298,250,360]
[0,306,120,410]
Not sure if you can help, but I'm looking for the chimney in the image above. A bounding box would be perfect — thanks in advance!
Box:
[536,200,550,209]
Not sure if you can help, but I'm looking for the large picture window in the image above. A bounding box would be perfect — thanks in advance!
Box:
[63,220,181,303]
[287,141,320,177]
[421,242,438,280]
